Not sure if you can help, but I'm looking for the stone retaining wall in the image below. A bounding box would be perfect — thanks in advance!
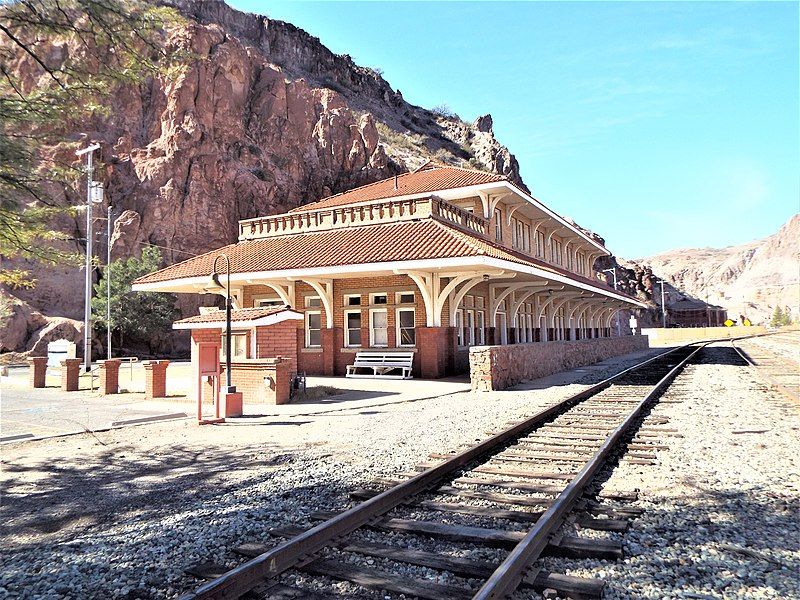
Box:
[470,336,650,392]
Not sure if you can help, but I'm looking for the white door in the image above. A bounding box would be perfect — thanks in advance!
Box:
[370,309,388,346]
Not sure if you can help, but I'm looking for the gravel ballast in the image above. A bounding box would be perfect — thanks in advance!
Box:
[2,337,798,599]
[542,339,800,599]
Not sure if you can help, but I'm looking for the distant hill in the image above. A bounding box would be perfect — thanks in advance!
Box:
[633,214,799,324]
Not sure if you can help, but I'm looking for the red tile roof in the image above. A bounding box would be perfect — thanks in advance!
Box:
[290,162,506,213]
[133,217,634,302]
[174,306,290,325]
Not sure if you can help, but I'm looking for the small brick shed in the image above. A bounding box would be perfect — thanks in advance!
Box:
[173,307,304,406]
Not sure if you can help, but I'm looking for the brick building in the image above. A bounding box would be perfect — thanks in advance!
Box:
[133,162,645,381]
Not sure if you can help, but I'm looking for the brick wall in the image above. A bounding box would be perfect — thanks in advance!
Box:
[470,335,650,391]
[238,276,497,378]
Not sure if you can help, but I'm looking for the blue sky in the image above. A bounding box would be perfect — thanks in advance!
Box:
[232,1,798,258]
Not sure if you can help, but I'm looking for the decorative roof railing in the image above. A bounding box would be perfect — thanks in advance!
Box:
[238,197,488,240]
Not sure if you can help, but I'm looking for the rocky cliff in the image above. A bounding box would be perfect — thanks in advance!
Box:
[632,214,800,324]
[1,0,526,355]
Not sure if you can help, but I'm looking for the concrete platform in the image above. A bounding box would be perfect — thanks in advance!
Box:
[0,363,470,442]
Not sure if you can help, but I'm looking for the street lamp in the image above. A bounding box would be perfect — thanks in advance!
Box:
[602,267,622,337]
[76,143,101,372]
[656,279,667,328]
[204,254,236,394]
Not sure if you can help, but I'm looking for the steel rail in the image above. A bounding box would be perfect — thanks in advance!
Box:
[472,342,707,600]
[730,339,799,403]
[181,345,692,600]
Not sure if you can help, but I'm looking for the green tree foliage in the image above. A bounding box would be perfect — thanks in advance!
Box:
[769,305,793,327]
[91,245,176,350]
[0,0,183,286]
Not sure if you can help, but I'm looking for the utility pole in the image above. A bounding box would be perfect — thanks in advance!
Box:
[657,279,667,328]
[602,267,621,337]
[107,204,112,360]
[76,143,101,372]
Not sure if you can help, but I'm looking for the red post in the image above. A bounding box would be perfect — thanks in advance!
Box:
[98,359,121,395]
[143,360,170,400]
[60,358,82,392]
[28,356,47,388]
[321,327,335,376]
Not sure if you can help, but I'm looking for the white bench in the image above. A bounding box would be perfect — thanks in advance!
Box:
[346,351,414,379]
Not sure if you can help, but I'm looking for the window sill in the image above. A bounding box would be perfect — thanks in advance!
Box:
[300,347,323,353]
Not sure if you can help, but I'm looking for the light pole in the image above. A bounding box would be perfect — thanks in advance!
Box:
[602,267,621,337]
[657,279,667,328]
[107,204,112,359]
[76,143,101,372]
[204,254,236,394]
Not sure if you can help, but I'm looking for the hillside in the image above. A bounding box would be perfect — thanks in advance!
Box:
[633,214,800,324]
[0,0,529,354]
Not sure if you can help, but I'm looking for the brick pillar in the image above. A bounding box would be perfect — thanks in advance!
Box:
[509,328,518,344]
[28,356,47,388]
[143,360,169,400]
[321,328,335,376]
[263,358,292,405]
[60,358,82,392]
[417,327,449,379]
[486,326,497,346]
[222,391,243,417]
[98,359,121,395]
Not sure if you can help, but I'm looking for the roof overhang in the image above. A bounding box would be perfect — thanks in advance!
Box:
[134,256,646,308]
[172,309,304,330]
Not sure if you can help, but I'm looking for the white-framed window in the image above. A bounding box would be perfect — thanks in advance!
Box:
[464,294,474,309]
[577,251,586,274]
[396,291,415,304]
[494,208,502,241]
[477,310,485,344]
[476,296,485,309]
[220,331,248,360]
[344,310,362,347]
[254,296,283,308]
[305,295,322,308]
[524,224,531,253]
[455,310,464,346]
[536,230,546,258]
[370,308,388,346]
[396,308,416,346]
[344,294,362,306]
[466,309,475,346]
[370,292,388,305]
[498,312,508,345]
[305,311,321,347]
[551,239,563,265]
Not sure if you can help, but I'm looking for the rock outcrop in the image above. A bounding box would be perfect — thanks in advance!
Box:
[1,0,530,354]
[631,214,800,324]
[0,290,83,362]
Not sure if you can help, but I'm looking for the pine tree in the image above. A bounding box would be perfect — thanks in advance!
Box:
[770,306,785,328]
[91,246,176,351]
[0,0,183,287]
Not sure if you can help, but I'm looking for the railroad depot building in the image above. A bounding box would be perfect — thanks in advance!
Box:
[133,162,646,388]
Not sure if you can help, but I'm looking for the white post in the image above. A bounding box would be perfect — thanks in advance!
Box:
[107,204,112,360]
[77,143,100,372]
[660,280,667,328]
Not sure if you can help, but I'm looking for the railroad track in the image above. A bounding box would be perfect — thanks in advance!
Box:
[730,334,800,405]
[179,343,705,600]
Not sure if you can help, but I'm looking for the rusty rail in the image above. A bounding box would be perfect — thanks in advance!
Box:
[472,342,706,599]
[180,344,689,600]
